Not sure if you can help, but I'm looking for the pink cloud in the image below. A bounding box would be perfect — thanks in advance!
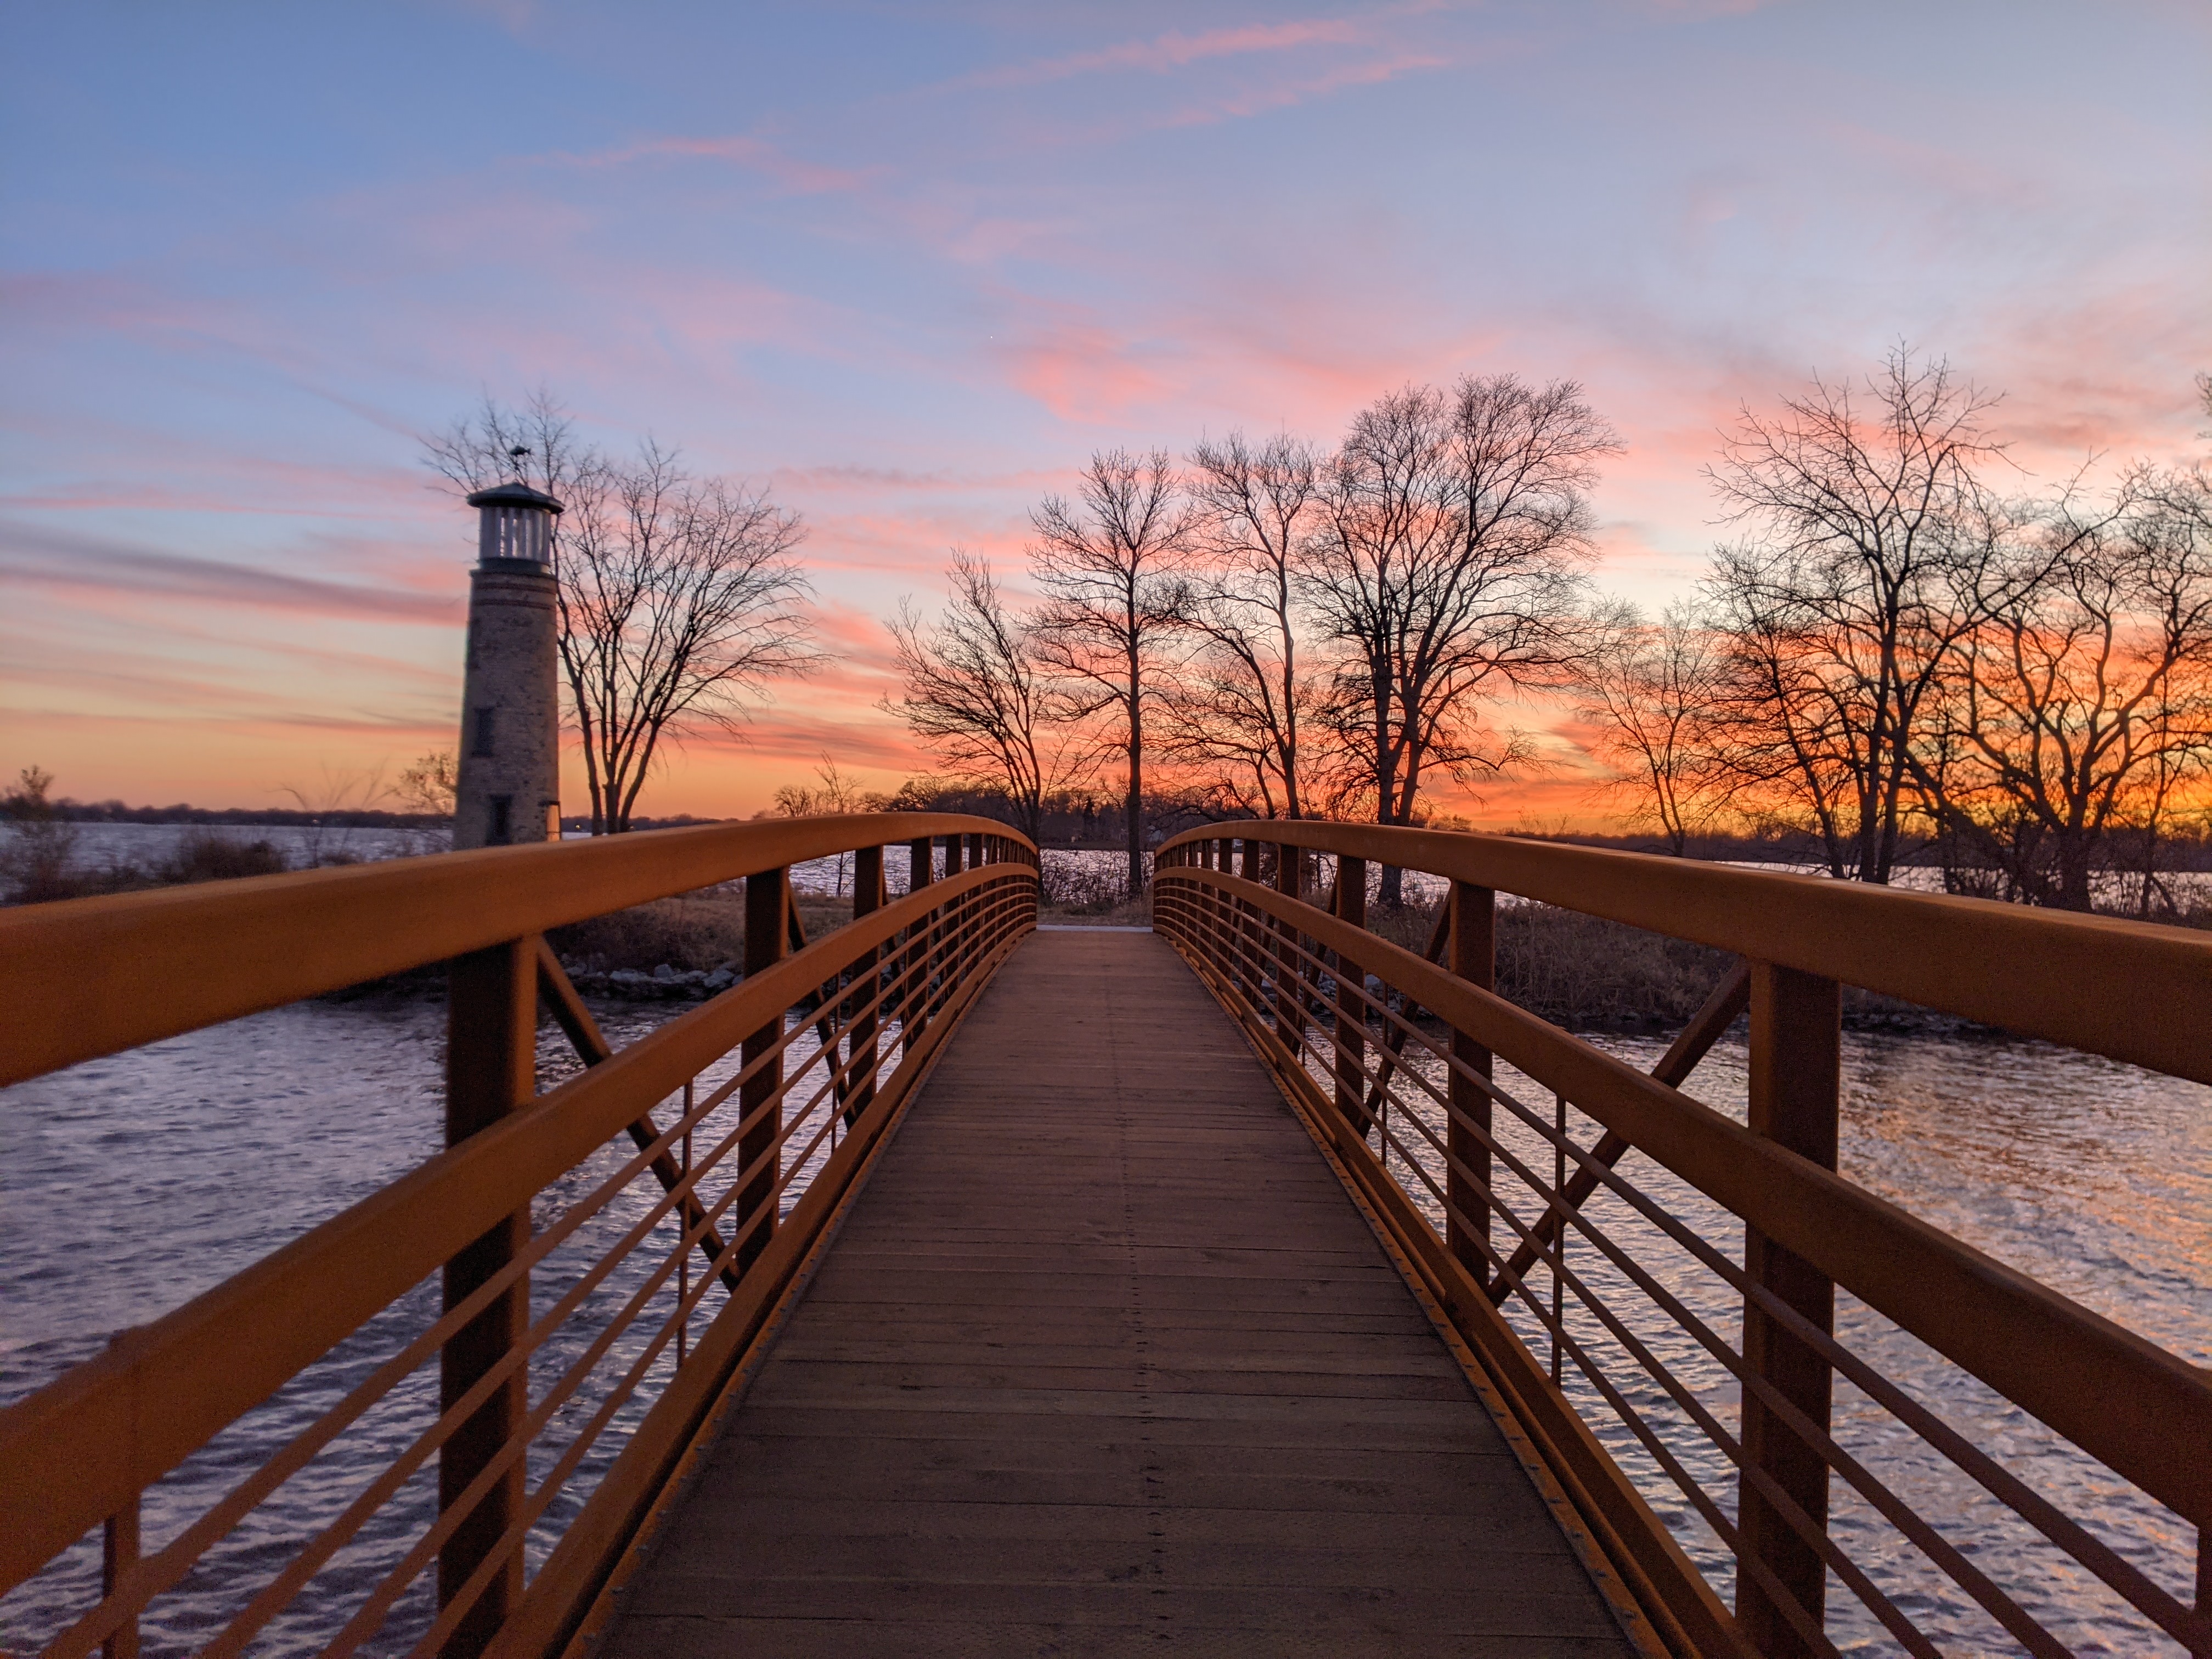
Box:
[992,307,1180,425]
[0,523,460,625]
[1151,50,1449,128]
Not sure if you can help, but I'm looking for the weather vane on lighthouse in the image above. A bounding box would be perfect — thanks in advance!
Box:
[453,460,563,849]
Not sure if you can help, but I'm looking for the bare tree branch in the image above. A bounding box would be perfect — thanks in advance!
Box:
[1700,345,2010,882]
[1302,376,1616,900]
[1169,431,1328,820]
[884,551,1074,843]
[424,398,816,832]
[1028,449,1191,897]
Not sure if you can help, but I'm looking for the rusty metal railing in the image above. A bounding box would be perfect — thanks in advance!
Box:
[0,814,1037,1659]
[1154,825,2212,1659]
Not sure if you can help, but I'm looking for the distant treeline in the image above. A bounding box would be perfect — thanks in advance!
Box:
[40,785,2212,871]
[38,800,454,829]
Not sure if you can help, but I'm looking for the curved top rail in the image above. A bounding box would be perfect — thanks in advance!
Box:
[1161,820,2212,1087]
[0,862,1031,1584]
[0,812,1034,1090]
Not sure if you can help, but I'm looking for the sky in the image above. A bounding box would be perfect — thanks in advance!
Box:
[3,1,2207,826]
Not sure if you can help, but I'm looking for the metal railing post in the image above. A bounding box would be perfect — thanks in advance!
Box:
[101,1494,139,1659]
[439,935,536,1656]
[1448,882,1495,1282]
[736,868,789,1279]
[1739,960,1841,1657]
[1334,856,1368,1134]
[847,845,883,1126]
[900,837,932,1045]
[1275,839,1302,1054]
[1237,837,1263,1005]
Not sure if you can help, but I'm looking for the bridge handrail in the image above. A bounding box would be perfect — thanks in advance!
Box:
[0,811,1011,1090]
[0,814,1039,1658]
[1160,860,2212,1517]
[1154,822,2212,1657]
[1157,820,2212,1086]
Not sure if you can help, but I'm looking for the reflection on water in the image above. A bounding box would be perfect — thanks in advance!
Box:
[3,973,2207,1653]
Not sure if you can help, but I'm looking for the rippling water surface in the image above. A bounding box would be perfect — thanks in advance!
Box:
[3,908,2207,1654]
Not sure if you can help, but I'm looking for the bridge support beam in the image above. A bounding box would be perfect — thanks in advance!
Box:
[1738,960,1840,1658]
[1447,882,1494,1282]
[439,935,537,1657]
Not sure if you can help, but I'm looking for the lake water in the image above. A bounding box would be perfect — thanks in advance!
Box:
[3,837,2207,1653]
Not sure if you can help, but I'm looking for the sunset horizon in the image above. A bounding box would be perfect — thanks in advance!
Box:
[6,3,2207,827]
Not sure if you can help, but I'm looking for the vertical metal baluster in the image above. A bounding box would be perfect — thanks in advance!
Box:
[102,1492,140,1659]
[848,845,884,1131]
[1334,855,1369,1141]
[904,837,933,1053]
[1551,1090,1566,1385]
[1275,842,1302,1058]
[736,868,789,1280]
[676,1081,692,1370]
[1448,883,1496,1284]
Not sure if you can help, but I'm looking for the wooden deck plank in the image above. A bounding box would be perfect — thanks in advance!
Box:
[599,929,1633,1657]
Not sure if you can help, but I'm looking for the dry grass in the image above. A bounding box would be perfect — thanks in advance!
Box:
[548,890,854,975]
[1039,895,1154,928]
[1358,898,1731,1031]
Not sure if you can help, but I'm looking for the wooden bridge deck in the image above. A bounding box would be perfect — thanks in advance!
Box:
[601,928,1635,1657]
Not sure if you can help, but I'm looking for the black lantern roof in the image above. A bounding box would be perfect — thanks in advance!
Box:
[465,482,564,514]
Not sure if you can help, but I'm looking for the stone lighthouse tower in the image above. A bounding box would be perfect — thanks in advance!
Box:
[453,482,563,849]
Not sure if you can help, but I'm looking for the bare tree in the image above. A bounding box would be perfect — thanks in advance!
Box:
[1909,471,2212,910]
[884,551,1071,844]
[1305,377,1616,901]
[396,751,458,818]
[426,398,815,833]
[1170,432,1328,819]
[1029,450,1190,898]
[774,754,869,895]
[1702,347,2008,882]
[424,388,594,506]
[1579,601,1736,854]
[1,766,78,904]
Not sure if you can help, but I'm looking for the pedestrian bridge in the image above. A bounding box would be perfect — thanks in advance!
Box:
[1,816,2207,1658]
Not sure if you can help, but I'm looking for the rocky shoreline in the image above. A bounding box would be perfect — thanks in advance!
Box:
[561,960,737,1000]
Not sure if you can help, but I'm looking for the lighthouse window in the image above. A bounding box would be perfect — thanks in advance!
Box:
[488,795,513,845]
[472,706,496,757]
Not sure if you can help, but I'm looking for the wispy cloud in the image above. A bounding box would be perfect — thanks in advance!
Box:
[950,18,1366,91]
[0,522,460,625]
[1150,50,1448,129]
[543,134,868,195]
